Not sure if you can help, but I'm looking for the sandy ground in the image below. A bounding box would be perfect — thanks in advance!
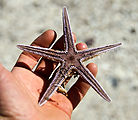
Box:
[0,0,138,120]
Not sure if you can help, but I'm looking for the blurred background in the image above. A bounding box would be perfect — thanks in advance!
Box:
[0,0,138,119]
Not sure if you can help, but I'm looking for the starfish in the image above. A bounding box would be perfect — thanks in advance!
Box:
[17,7,121,106]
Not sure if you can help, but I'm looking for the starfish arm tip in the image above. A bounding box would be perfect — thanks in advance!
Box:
[106,96,112,102]
[115,42,122,47]
[17,44,24,50]
[38,99,48,106]
[63,6,67,9]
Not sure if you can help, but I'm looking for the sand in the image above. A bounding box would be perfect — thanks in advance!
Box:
[0,0,138,119]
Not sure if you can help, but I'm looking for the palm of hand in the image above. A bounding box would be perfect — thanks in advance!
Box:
[0,30,97,120]
[0,64,72,120]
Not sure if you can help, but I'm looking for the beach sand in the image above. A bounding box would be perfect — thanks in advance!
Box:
[0,0,138,119]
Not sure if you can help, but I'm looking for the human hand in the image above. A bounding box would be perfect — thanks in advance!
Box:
[0,30,97,120]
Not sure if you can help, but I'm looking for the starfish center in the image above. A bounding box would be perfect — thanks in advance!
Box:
[68,55,75,61]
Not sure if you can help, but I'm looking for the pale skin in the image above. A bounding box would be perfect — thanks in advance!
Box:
[0,30,97,120]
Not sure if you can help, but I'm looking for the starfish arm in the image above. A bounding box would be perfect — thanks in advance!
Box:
[75,62,111,102]
[39,63,72,106]
[17,45,64,61]
[79,43,122,62]
[63,7,76,52]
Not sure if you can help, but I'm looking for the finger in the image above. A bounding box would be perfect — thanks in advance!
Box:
[13,30,57,71]
[34,33,77,79]
[67,43,98,109]
[68,63,98,109]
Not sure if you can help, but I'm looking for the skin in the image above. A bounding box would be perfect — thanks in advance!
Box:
[0,30,97,120]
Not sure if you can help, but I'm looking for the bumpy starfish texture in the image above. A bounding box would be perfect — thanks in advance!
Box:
[17,7,121,106]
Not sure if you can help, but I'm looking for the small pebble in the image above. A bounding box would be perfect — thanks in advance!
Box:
[32,2,40,8]
[84,38,95,47]
[131,86,138,91]
[130,28,136,34]
[122,37,127,41]
[110,77,119,88]
[0,0,5,9]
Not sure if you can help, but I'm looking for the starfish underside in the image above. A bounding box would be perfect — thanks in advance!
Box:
[17,7,121,106]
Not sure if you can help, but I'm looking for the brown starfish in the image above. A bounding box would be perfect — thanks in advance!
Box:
[17,7,121,106]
